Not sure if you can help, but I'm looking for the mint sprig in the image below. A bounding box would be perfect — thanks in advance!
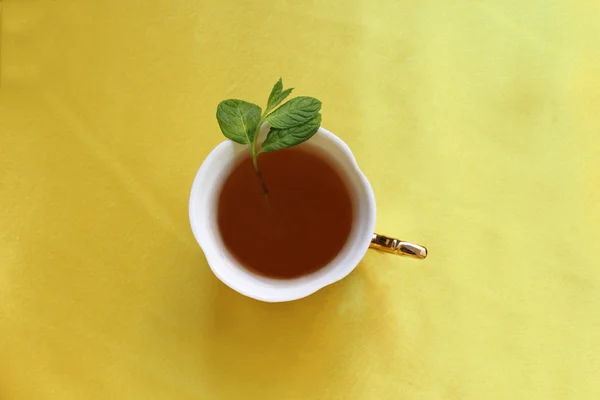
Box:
[216,78,322,196]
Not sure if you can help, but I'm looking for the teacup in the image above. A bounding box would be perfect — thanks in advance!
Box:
[189,126,427,302]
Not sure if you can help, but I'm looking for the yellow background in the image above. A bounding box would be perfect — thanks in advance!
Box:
[1,1,599,398]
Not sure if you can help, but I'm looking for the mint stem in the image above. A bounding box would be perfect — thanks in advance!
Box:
[251,153,269,197]
[251,118,270,198]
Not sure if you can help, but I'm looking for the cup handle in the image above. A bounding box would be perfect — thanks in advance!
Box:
[369,233,428,259]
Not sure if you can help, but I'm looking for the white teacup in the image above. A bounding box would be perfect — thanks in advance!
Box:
[189,126,427,302]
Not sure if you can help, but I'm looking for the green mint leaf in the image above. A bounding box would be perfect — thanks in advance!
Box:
[260,113,322,153]
[265,96,321,129]
[216,99,262,145]
[268,89,293,113]
[266,78,293,114]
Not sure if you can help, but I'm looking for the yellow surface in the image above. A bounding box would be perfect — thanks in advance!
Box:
[1,1,600,398]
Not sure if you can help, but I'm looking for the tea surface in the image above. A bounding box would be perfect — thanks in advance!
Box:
[217,146,354,279]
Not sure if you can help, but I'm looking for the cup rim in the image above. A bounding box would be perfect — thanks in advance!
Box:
[189,127,376,302]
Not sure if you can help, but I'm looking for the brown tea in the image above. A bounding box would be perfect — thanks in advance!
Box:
[217,146,354,279]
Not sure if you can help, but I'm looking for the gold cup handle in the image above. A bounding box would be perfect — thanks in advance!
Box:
[370,233,428,259]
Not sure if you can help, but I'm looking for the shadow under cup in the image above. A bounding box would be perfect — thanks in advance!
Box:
[189,127,376,302]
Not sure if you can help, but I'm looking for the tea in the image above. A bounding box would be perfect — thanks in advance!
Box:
[217,146,354,279]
